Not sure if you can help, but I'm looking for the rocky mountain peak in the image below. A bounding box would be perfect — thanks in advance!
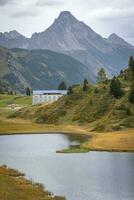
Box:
[108,33,119,39]
[58,11,76,19]
[108,33,133,48]
[4,30,24,39]
[54,11,78,25]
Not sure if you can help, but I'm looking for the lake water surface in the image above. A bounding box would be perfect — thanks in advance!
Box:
[0,133,134,200]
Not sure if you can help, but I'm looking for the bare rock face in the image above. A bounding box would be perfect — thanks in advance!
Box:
[106,33,133,48]
[29,11,110,52]
[0,11,134,79]
[0,30,29,49]
[28,11,134,77]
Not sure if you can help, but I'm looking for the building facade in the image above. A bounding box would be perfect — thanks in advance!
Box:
[32,90,67,105]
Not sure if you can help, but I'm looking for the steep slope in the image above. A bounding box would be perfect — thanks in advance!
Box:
[28,11,134,77]
[0,46,90,93]
[13,67,134,131]
[29,11,109,52]
[0,12,133,79]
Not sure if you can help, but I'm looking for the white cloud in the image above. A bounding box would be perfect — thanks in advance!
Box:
[36,0,64,7]
[10,9,39,18]
[88,6,134,20]
[0,0,13,6]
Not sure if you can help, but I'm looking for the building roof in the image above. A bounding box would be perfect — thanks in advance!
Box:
[33,90,67,95]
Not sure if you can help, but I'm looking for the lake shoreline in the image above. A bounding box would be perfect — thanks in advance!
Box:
[0,106,134,153]
[0,165,65,200]
[0,127,134,153]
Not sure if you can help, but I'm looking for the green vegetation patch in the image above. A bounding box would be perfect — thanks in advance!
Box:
[10,64,134,132]
[0,94,32,107]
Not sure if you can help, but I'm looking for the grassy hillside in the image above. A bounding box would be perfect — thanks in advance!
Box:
[0,46,90,93]
[0,165,65,200]
[11,68,134,132]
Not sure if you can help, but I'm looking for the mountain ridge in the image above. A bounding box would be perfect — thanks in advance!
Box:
[0,11,134,79]
[106,33,133,48]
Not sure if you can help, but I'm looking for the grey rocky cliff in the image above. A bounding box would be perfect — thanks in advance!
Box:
[0,11,134,79]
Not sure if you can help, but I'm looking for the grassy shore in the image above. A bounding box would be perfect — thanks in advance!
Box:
[0,107,89,135]
[56,146,89,153]
[0,116,89,135]
[0,107,134,152]
[82,129,134,152]
[0,165,65,200]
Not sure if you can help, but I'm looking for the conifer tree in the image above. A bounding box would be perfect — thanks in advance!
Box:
[25,87,31,96]
[128,56,134,76]
[10,91,13,95]
[129,84,134,103]
[83,78,88,91]
[97,68,107,83]
[109,77,123,98]
[129,87,134,103]
[67,86,73,95]
[58,81,67,90]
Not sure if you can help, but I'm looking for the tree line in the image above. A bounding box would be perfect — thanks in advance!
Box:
[62,56,134,104]
[1,56,134,104]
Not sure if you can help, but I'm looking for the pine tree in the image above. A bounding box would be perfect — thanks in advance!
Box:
[129,84,134,103]
[109,77,123,98]
[58,81,67,90]
[9,91,13,95]
[97,68,107,83]
[67,86,73,95]
[128,56,134,76]
[83,78,88,91]
[120,70,124,75]
[129,88,134,103]
[129,56,134,67]
[25,87,31,96]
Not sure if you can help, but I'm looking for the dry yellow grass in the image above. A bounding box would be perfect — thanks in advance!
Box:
[0,114,89,135]
[0,108,134,152]
[83,129,134,152]
[0,166,65,200]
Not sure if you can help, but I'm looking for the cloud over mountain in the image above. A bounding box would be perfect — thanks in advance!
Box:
[36,0,63,7]
[0,0,13,6]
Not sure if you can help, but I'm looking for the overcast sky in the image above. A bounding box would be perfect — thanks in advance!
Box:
[0,0,134,44]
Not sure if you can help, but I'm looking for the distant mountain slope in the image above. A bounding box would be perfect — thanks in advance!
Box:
[0,46,90,93]
[0,11,134,79]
